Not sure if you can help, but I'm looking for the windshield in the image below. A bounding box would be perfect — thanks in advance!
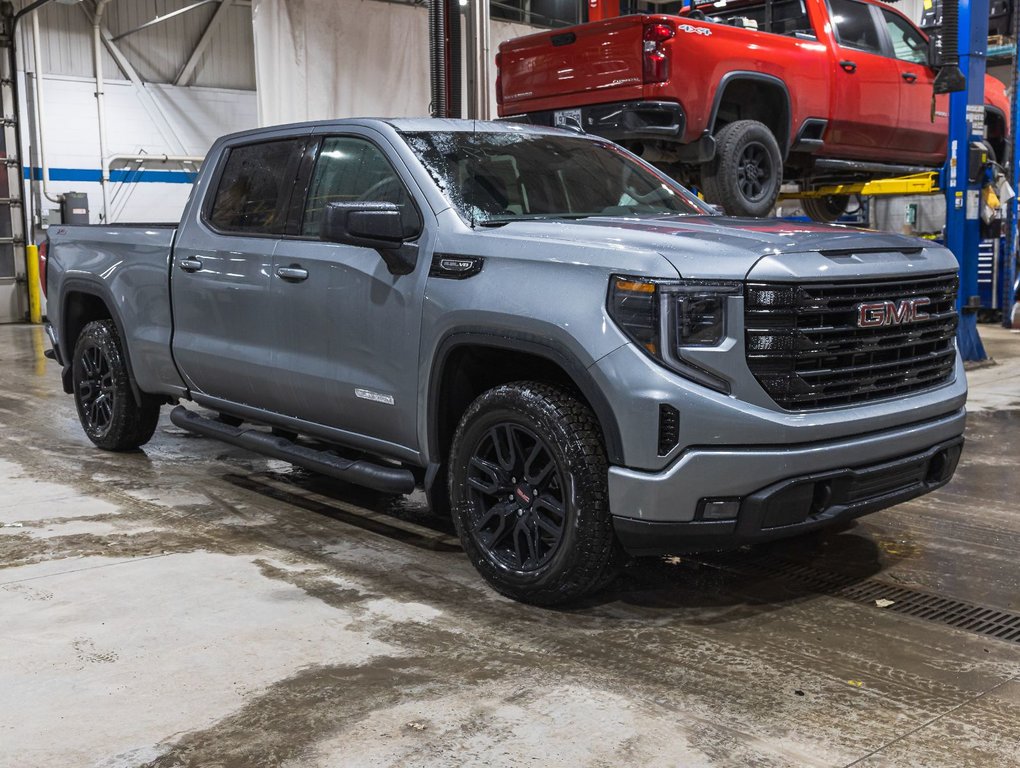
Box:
[401,130,712,225]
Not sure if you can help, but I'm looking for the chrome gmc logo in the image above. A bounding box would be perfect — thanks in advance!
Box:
[857,298,931,328]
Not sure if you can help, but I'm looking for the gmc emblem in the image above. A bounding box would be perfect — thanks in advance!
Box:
[857,298,931,328]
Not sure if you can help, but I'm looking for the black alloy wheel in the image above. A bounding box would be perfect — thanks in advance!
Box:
[72,319,161,451]
[77,341,115,436]
[465,422,568,572]
[736,141,773,204]
[448,382,620,605]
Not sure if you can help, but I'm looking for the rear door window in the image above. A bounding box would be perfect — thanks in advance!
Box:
[208,139,302,235]
[829,0,883,53]
[301,136,419,237]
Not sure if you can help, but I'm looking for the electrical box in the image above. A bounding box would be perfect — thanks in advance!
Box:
[60,192,90,225]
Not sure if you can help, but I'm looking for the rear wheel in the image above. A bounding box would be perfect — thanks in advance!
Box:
[802,194,850,223]
[72,319,160,451]
[448,382,619,605]
[701,119,782,217]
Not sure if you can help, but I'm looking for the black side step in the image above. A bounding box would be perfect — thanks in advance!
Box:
[169,406,416,495]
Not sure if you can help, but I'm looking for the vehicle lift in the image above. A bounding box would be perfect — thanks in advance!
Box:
[798,0,1014,359]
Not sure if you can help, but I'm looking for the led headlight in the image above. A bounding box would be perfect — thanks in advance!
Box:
[608,276,740,393]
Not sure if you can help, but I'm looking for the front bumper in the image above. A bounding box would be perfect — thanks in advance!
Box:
[509,100,686,143]
[610,409,965,555]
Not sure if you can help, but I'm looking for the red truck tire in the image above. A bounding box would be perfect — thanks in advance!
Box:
[700,120,782,218]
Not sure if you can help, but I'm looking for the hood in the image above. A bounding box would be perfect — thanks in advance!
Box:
[478,215,937,279]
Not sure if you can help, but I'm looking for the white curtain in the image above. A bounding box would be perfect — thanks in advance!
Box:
[252,0,537,126]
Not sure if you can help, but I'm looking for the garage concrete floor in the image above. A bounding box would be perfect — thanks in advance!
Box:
[1,323,1018,768]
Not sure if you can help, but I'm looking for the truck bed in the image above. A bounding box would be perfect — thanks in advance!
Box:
[46,224,182,396]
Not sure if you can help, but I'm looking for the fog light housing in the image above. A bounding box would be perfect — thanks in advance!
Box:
[699,498,741,521]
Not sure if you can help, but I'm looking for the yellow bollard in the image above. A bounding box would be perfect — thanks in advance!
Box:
[26,244,42,324]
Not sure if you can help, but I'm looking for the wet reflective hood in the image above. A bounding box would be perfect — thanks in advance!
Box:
[479,215,959,281]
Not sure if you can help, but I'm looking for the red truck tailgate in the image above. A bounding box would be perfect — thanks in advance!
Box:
[498,18,645,114]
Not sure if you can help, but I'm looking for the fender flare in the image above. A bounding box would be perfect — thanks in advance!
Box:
[426,329,625,468]
[707,71,793,159]
[59,277,146,407]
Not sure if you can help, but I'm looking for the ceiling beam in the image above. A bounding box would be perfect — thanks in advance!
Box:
[174,0,234,87]
[79,3,190,156]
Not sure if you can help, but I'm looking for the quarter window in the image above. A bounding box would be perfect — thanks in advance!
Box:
[208,139,301,234]
[830,0,882,53]
[706,0,814,37]
[881,9,929,64]
[302,137,418,237]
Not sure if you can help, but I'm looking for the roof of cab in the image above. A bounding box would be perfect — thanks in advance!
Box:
[215,117,579,145]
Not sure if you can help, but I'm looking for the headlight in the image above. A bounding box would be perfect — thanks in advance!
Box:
[608,275,740,392]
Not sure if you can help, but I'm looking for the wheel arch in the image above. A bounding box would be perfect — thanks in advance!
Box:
[708,72,792,160]
[426,332,625,486]
[60,279,145,407]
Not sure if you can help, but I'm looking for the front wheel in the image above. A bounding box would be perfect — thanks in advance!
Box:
[448,382,620,605]
[72,319,161,451]
[701,119,783,217]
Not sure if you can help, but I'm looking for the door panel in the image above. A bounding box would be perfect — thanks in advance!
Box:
[880,7,946,159]
[171,137,304,411]
[825,0,900,155]
[268,134,431,452]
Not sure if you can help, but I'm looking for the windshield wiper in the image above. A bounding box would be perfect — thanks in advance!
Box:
[476,213,595,228]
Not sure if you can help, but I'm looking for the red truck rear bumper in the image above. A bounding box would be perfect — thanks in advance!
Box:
[507,99,685,144]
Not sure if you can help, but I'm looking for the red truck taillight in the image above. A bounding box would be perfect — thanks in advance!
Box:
[642,21,674,84]
[495,51,503,105]
[38,238,48,298]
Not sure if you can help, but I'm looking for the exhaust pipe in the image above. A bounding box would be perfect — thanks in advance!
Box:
[933,0,965,94]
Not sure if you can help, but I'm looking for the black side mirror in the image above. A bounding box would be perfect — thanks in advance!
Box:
[321,202,416,249]
[320,202,421,275]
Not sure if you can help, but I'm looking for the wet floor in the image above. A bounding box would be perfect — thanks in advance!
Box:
[1,323,1018,767]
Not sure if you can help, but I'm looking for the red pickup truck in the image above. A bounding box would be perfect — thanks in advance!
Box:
[497,0,1009,219]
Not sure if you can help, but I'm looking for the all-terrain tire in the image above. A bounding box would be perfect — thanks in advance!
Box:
[701,119,783,217]
[448,382,620,605]
[72,319,161,451]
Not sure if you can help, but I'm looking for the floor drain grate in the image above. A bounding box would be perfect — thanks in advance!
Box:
[834,582,1020,642]
[698,554,1020,645]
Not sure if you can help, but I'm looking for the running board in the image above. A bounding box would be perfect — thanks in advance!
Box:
[169,406,416,495]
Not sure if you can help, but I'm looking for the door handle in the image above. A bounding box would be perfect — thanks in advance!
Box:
[179,257,203,273]
[901,71,918,83]
[839,60,857,73]
[275,265,309,282]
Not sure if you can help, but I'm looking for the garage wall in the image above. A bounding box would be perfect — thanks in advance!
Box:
[19,1,259,227]
[23,0,256,90]
[252,0,539,125]
[24,75,257,225]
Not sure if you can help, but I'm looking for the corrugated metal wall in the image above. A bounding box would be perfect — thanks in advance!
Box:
[20,0,255,90]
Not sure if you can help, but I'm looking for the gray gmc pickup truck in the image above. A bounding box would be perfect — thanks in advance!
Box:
[43,118,965,604]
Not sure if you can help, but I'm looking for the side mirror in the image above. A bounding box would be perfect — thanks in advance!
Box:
[321,201,417,249]
[320,202,420,275]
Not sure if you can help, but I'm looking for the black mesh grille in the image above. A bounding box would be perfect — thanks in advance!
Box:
[745,273,959,410]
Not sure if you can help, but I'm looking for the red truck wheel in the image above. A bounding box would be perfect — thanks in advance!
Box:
[802,195,851,223]
[701,120,782,218]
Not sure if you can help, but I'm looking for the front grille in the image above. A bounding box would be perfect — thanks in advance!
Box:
[745,273,958,410]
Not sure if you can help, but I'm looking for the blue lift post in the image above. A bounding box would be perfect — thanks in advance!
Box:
[944,0,989,361]
[1008,12,1020,327]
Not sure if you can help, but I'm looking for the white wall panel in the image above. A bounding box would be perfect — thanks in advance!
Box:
[25,75,257,225]
[17,0,255,89]
[253,0,538,126]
